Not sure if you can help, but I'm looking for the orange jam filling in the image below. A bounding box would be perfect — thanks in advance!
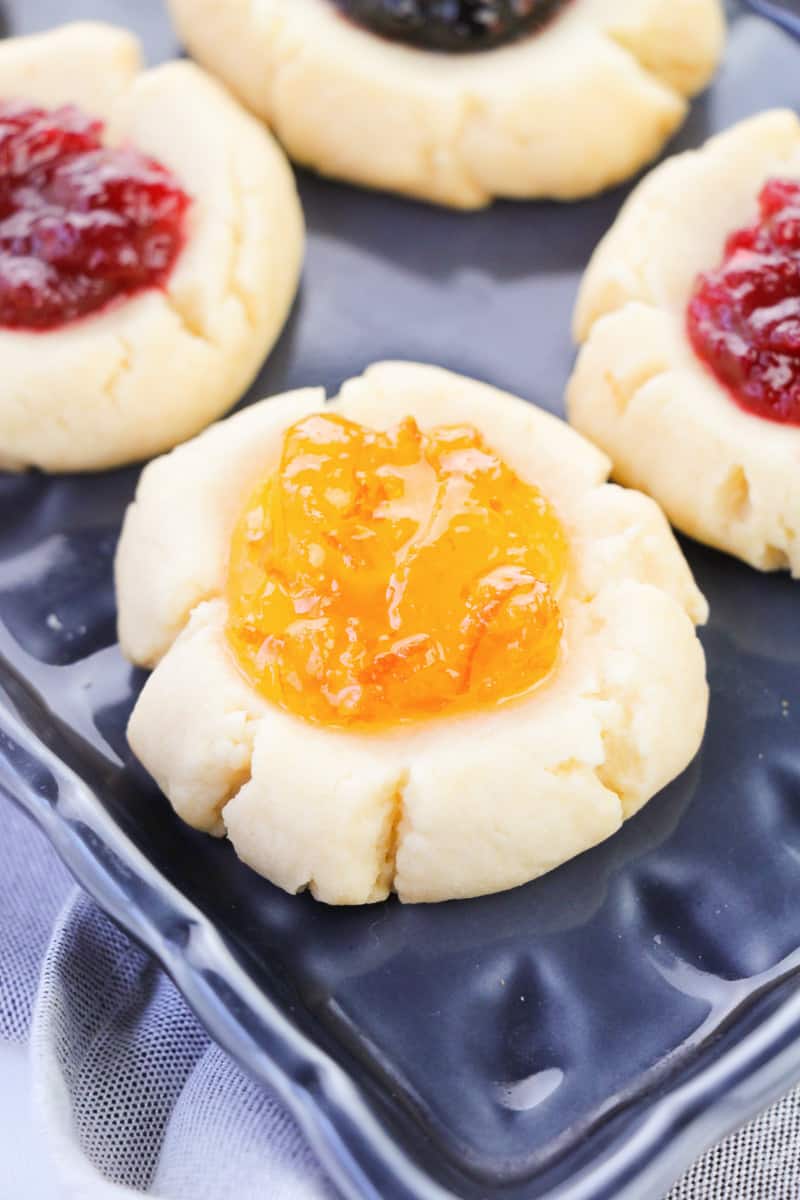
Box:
[225,413,568,727]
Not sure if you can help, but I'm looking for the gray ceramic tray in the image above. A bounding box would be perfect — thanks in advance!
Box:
[1,2,800,1197]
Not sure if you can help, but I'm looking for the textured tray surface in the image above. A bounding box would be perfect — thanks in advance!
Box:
[1,3,800,1198]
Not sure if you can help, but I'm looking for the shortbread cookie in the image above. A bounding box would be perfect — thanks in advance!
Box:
[116,362,709,905]
[166,0,725,208]
[569,110,800,577]
[0,23,303,472]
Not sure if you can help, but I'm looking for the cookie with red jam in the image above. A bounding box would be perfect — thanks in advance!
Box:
[0,23,303,473]
[569,110,800,578]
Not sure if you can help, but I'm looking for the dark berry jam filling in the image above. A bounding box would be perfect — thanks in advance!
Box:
[332,0,568,53]
[0,101,190,331]
[688,178,800,426]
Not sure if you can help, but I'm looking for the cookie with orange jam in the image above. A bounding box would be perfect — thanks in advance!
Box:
[0,22,302,473]
[117,363,708,904]
[569,110,800,578]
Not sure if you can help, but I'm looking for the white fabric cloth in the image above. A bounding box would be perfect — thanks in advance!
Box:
[2,792,800,1199]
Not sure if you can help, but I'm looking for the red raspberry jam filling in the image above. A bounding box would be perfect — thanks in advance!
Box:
[687,178,800,425]
[0,101,190,331]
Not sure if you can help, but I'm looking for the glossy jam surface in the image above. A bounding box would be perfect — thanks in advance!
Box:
[332,0,568,53]
[688,178,800,425]
[226,413,568,727]
[0,101,189,330]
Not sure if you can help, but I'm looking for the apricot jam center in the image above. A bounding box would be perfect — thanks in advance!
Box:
[226,413,567,727]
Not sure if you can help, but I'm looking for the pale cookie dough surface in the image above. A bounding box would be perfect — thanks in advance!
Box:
[166,0,724,208]
[117,363,709,905]
[0,23,304,473]
[569,110,800,577]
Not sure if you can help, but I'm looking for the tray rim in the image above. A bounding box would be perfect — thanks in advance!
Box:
[4,641,800,1200]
